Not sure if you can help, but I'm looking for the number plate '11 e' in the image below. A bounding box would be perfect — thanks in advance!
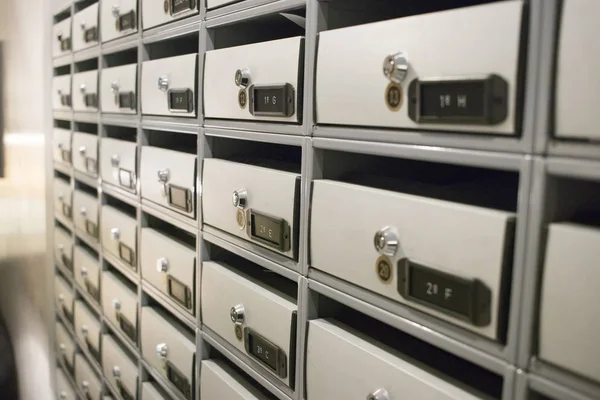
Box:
[397,259,491,327]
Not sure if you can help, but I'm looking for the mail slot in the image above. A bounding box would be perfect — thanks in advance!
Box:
[141,54,197,117]
[316,1,524,135]
[204,37,303,123]
[100,64,137,114]
[201,261,297,386]
[539,222,600,383]
[202,158,300,258]
[310,179,515,340]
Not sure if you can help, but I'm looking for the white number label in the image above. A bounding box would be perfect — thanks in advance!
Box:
[426,282,439,296]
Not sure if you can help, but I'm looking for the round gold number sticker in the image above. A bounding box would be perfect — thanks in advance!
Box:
[385,83,403,111]
[238,89,247,109]
[376,256,393,283]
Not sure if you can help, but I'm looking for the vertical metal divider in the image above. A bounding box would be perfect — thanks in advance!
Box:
[532,0,560,155]
[502,365,518,400]
[516,157,546,371]
[513,368,528,400]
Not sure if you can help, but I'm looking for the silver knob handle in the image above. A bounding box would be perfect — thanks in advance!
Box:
[57,89,63,95]
[373,226,399,257]
[80,266,88,277]
[234,69,251,88]
[156,343,168,359]
[110,81,120,93]
[158,76,169,91]
[58,192,64,201]
[58,142,64,149]
[382,52,409,83]
[57,32,63,40]
[80,83,87,93]
[81,380,89,391]
[232,189,247,209]
[59,391,67,400]
[112,298,121,311]
[59,343,66,353]
[156,257,168,273]
[112,365,121,378]
[58,244,65,252]
[367,388,389,400]
[111,154,120,167]
[80,21,86,30]
[58,293,65,303]
[78,145,86,155]
[80,206,87,217]
[81,325,88,336]
[157,169,169,183]
[110,227,120,240]
[230,304,245,324]
[111,5,120,17]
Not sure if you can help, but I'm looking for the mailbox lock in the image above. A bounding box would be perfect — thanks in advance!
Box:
[80,83,87,94]
[156,257,169,273]
[373,226,398,257]
[59,392,67,400]
[59,343,66,353]
[158,76,169,92]
[81,325,89,336]
[156,343,168,359]
[383,52,408,83]
[80,21,86,31]
[232,189,247,209]
[367,388,389,400]
[80,207,87,217]
[81,380,89,392]
[112,298,121,311]
[78,145,87,156]
[80,266,88,277]
[110,81,120,93]
[112,366,121,378]
[110,227,120,240]
[57,32,63,41]
[111,154,120,167]
[58,293,65,303]
[234,69,251,88]
[157,169,170,183]
[58,192,64,201]
[58,244,65,252]
[230,304,245,324]
[163,0,169,13]
[111,5,120,18]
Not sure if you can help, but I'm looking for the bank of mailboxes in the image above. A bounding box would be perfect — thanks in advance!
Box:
[53,17,72,58]
[102,335,139,400]
[140,146,197,218]
[201,261,297,387]
[53,75,72,111]
[202,159,301,259]
[141,54,198,117]
[74,245,101,302]
[306,319,480,399]
[56,274,75,323]
[100,138,138,193]
[204,37,304,123]
[54,177,73,221]
[55,226,74,273]
[73,132,99,177]
[56,368,77,400]
[101,64,138,114]
[200,359,269,400]
[141,307,196,400]
[142,0,197,30]
[73,70,99,111]
[100,0,137,43]
[75,353,103,400]
[53,128,72,165]
[101,205,138,271]
[141,228,196,314]
[102,270,139,344]
[316,1,523,135]
[73,3,99,52]
[310,178,515,341]
[554,1,600,141]
[74,190,100,241]
[75,300,102,362]
[538,223,600,384]
[56,321,76,374]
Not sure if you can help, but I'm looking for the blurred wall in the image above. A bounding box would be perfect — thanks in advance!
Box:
[0,0,53,398]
